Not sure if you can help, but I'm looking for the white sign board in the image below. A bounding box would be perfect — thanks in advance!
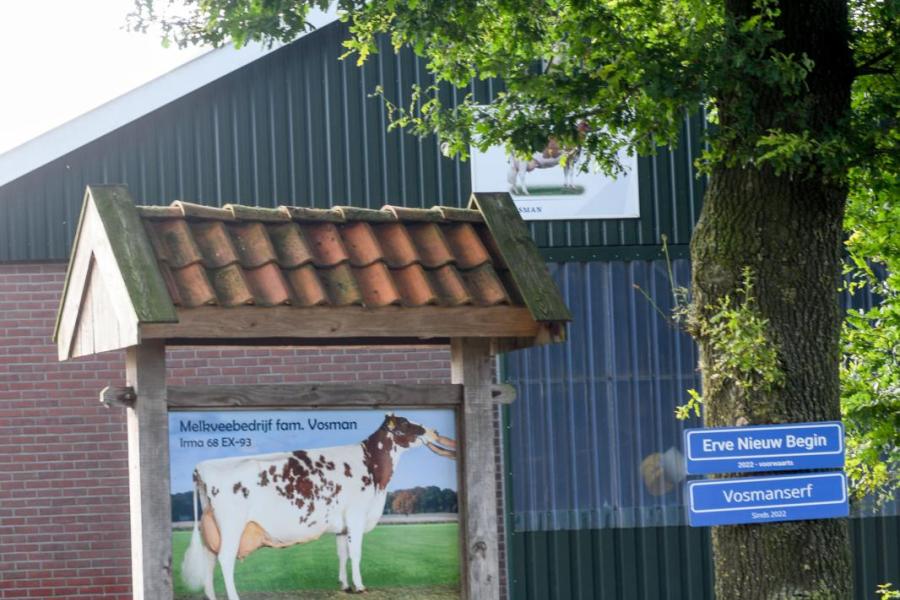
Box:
[470,144,640,221]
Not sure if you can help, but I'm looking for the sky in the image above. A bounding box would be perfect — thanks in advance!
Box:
[169,409,459,494]
[0,0,208,154]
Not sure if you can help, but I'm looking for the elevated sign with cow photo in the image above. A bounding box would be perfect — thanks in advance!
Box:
[170,409,460,598]
[470,139,640,221]
[54,186,571,600]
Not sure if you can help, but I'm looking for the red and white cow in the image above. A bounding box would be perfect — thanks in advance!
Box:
[181,414,456,599]
[507,122,591,195]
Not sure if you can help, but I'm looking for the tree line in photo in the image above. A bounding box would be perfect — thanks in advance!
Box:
[171,485,458,522]
[384,486,458,515]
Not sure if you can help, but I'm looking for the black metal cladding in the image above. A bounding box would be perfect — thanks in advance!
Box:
[0,19,705,262]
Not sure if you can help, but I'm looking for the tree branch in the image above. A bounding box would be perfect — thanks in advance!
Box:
[856,66,894,76]
[855,49,894,73]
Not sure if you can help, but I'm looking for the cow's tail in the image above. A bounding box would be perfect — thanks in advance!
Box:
[181,470,211,590]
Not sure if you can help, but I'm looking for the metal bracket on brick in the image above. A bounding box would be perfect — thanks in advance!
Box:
[99,385,137,408]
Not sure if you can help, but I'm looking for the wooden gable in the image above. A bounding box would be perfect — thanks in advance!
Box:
[53,186,177,360]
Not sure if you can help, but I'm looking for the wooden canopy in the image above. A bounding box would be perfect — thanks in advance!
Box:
[54,185,570,359]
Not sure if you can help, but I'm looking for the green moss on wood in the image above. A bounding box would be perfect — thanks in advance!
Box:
[88,185,178,323]
[469,192,571,323]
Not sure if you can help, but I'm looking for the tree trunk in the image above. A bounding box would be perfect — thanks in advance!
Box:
[692,165,853,599]
[690,1,855,598]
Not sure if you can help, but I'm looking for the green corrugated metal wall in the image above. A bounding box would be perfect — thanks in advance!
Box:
[502,258,900,600]
[0,19,703,262]
[511,526,714,600]
[509,517,900,600]
[0,17,894,600]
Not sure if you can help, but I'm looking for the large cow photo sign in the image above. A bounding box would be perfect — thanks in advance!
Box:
[170,409,459,598]
[54,186,570,599]
[470,141,640,221]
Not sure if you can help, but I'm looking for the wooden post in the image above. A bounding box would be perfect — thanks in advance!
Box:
[125,340,172,599]
[451,337,500,600]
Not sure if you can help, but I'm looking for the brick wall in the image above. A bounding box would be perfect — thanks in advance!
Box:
[0,262,507,599]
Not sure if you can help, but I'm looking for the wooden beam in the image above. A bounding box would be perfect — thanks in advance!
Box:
[140,305,540,341]
[125,341,172,600]
[160,336,449,348]
[452,338,500,600]
[167,383,463,409]
[100,383,516,409]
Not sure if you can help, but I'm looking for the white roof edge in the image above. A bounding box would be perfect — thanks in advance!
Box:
[0,6,338,189]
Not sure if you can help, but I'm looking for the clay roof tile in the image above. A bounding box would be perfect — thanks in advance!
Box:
[137,205,183,219]
[230,222,278,268]
[267,222,315,267]
[169,263,217,307]
[391,264,439,306]
[226,204,291,222]
[333,206,397,222]
[208,264,255,306]
[406,223,454,268]
[153,219,203,268]
[353,263,402,307]
[340,222,384,267]
[460,263,510,306]
[318,263,363,306]
[382,205,443,222]
[281,206,345,222]
[372,222,419,268]
[300,222,351,267]
[433,206,484,223]
[156,262,182,305]
[190,221,239,268]
[428,265,472,306]
[442,222,491,269]
[242,263,292,306]
[284,265,329,307]
[172,201,236,221]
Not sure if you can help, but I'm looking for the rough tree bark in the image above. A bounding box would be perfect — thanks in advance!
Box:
[690,1,855,598]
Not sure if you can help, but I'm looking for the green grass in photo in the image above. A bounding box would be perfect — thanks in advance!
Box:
[515,185,584,196]
[173,522,459,599]
[179,589,459,600]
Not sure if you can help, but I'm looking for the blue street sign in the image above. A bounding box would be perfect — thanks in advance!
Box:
[687,472,848,527]
[684,421,844,475]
